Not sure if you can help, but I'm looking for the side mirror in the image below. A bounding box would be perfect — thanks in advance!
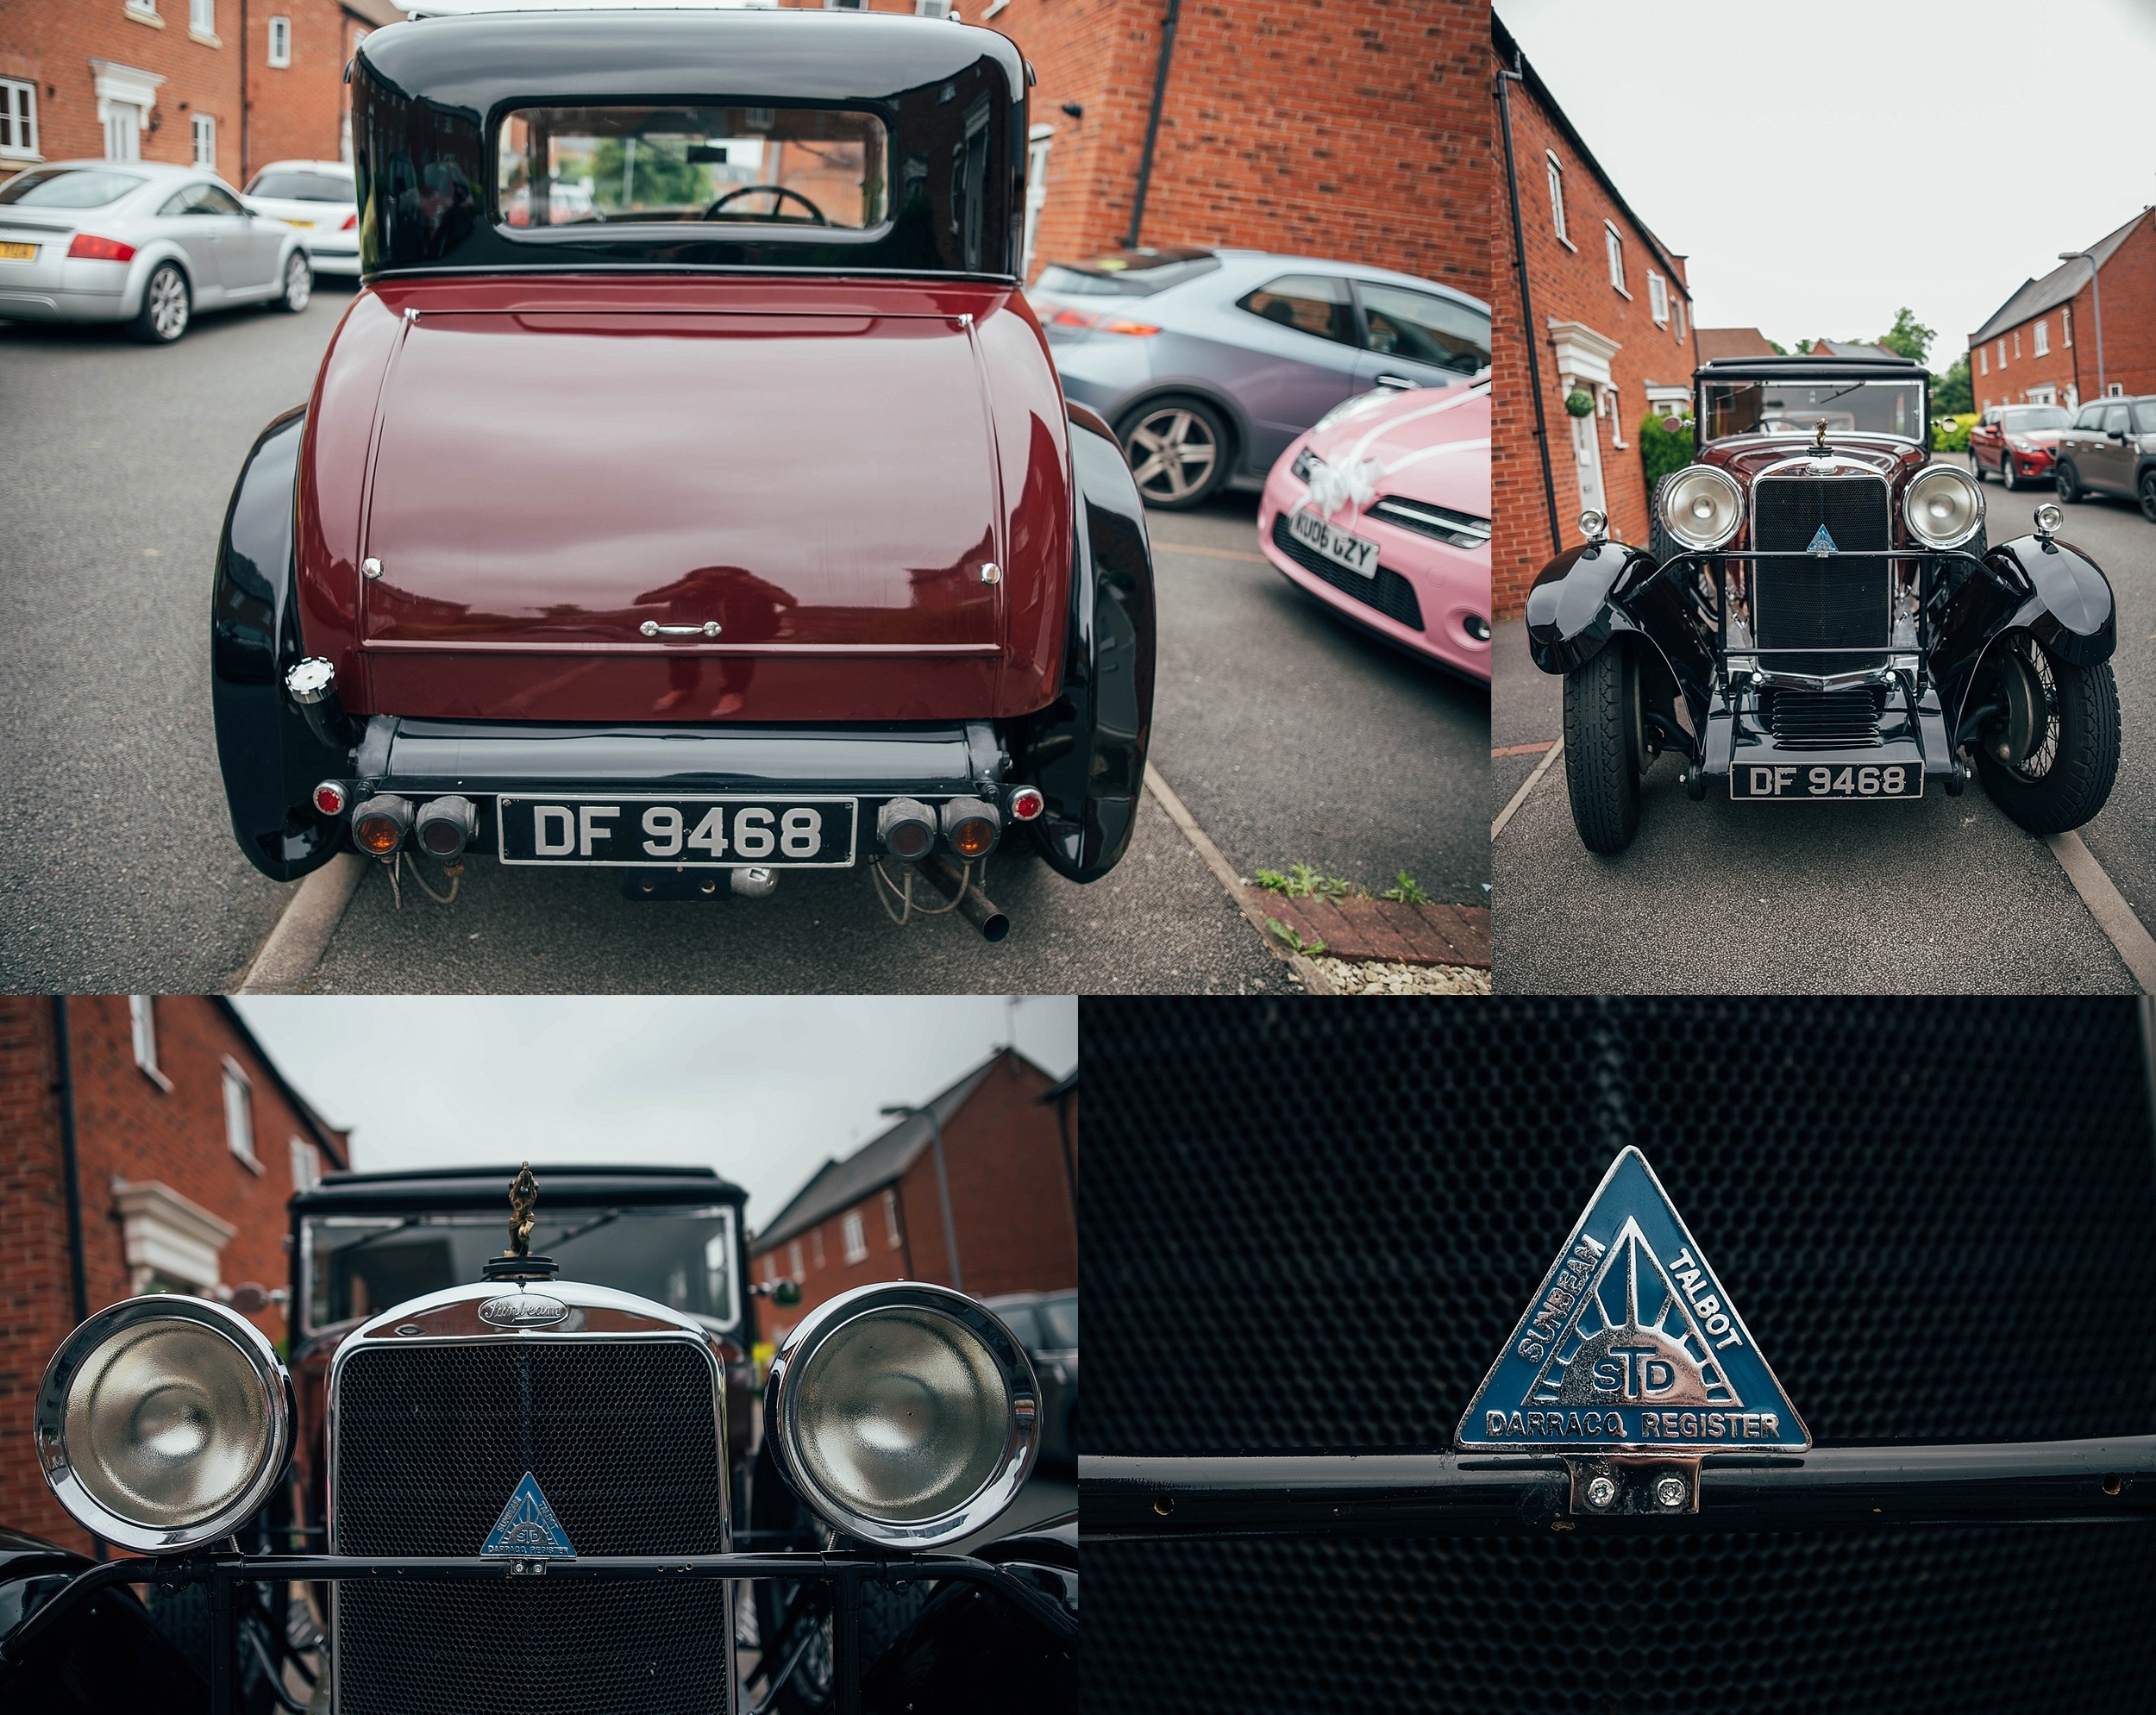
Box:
[227,1282,273,1313]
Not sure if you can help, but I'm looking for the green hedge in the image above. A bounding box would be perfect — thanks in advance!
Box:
[1639,410,1693,491]
[1931,413,1977,453]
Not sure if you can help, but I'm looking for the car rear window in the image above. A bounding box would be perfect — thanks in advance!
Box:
[1034,249,1219,297]
[993,1303,1044,1346]
[1238,273,1356,346]
[1040,1295,1076,1348]
[0,168,146,209]
[248,170,353,202]
[496,103,889,230]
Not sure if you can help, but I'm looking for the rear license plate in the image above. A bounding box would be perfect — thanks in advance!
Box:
[283,219,316,228]
[0,242,36,261]
[1730,761,1922,800]
[497,795,858,867]
[1289,507,1381,579]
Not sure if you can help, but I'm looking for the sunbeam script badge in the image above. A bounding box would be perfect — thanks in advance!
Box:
[1457,1148,1809,1455]
[481,1472,576,1558]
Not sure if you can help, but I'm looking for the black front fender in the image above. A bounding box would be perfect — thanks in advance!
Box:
[1524,541,1714,734]
[862,1519,1077,1715]
[1012,413,1157,885]
[210,407,350,885]
[1933,534,2116,733]
[0,1539,205,1714]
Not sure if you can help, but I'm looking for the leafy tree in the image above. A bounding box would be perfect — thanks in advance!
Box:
[1876,306,1934,366]
[1794,338,1815,354]
[1767,339,1789,355]
[589,136,711,213]
[1931,352,1972,416]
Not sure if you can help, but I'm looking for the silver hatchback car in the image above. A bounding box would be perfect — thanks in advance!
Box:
[0,160,312,343]
[1030,246,1489,509]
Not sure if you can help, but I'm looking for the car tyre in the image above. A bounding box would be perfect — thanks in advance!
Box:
[131,261,191,344]
[277,250,312,314]
[2140,469,2156,524]
[1118,397,1230,510]
[1562,642,1644,854]
[1972,635,2119,836]
[1998,450,2018,491]
[2055,461,2082,504]
[1970,451,1987,484]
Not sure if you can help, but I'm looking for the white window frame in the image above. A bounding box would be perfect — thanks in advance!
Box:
[787,1239,803,1279]
[2109,382,2126,397]
[2011,329,2021,359]
[810,1227,825,1269]
[222,1056,261,1174]
[1646,271,1668,327]
[2064,307,2073,347]
[129,996,173,1092]
[190,0,216,37]
[1604,222,1627,297]
[191,112,215,166]
[882,1188,902,1249]
[1978,345,1988,376]
[127,0,160,19]
[2034,319,2048,357]
[1674,297,1686,341]
[1022,122,1052,279]
[289,1136,320,1191]
[843,1211,868,1264]
[1996,337,2007,368]
[267,15,291,66]
[0,77,40,160]
[915,0,954,15]
[1545,151,1569,245]
[760,1254,776,1286]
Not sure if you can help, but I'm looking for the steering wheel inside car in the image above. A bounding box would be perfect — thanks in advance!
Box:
[701,185,829,225]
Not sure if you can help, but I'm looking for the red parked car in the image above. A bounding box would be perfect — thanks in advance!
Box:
[212,8,1156,929]
[1967,402,2070,489]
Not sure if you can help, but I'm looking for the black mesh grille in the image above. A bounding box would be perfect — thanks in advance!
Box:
[1080,997,2156,1714]
[1270,514,1425,630]
[333,1339,728,1715]
[1761,686,1883,748]
[1751,476,1891,670]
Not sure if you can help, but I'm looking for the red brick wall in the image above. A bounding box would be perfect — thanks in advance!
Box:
[1971,215,2156,412]
[0,0,243,184]
[783,0,1489,297]
[753,1053,1076,1345]
[0,997,332,1552]
[242,0,366,174]
[1491,72,1695,613]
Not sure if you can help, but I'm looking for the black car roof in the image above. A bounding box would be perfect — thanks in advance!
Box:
[1696,354,1923,382]
[294,1162,746,1215]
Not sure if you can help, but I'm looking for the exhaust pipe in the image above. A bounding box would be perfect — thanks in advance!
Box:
[917,853,1009,942]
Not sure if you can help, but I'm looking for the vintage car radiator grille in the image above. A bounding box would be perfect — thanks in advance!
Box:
[333,1339,728,1715]
[1081,998,2156,1714]
[1750,475,1892,670]
[1270,515,1426,630]
[1761,685,1883,748]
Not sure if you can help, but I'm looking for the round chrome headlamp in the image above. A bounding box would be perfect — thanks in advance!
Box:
[35,1296,292,1551]
[764,1282,1037,1548]
[1903,463,1984,548]
[1657,465,1744,551]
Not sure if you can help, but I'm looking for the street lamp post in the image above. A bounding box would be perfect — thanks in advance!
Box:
[881,1102,962,1293]
[2059,249,2107,401]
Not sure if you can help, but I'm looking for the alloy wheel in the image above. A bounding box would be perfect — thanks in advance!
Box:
[2140,472,2156,523]
[1125,406,1220,503]
[285,253,311,312]
[148,267,188,341]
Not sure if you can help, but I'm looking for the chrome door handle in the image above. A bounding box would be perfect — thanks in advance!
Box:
[1375,373,1418,391]
[640,621,722,638]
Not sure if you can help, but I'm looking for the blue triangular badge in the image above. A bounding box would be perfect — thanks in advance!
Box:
[480,1471,577,1557]
[1807,523,1837,554]
[1456,1148,1809,1453]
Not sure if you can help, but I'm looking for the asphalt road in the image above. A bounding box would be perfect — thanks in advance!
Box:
[1492,466,2153,993]
[0,293,1484,993]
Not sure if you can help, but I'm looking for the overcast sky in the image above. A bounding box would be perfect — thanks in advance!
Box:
[1497,0,2156,360]
[231,997,1075,1230]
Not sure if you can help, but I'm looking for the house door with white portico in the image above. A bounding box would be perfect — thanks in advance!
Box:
[1548,319,1621,536]
[1570,404,1606,521]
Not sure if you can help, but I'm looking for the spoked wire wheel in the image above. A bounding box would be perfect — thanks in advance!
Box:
[1121,400,1225,508]
[1972,630,2120,835]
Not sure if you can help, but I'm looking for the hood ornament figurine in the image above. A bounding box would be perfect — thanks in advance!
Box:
[481,1161,560,1282]
[1457,1147,1808,1515]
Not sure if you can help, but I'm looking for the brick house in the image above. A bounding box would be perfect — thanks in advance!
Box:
[783,0,1487,296]
[1968,209,2156,414]
[0,0,395,191]
[1491,9,1696,614]
[749,1048,1075,1347]
[0,995,347,1553]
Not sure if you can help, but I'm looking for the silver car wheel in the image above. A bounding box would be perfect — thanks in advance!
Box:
[147,266,189,341]
[1126,406,1219,502]
[283,253,311,312]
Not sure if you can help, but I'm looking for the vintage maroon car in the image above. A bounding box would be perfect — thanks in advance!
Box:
[212,7,1155,924]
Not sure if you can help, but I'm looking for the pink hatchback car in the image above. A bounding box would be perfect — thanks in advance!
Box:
[1257,380,1491,685]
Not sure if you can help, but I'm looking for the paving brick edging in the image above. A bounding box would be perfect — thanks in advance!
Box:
[1241,891,1491,970]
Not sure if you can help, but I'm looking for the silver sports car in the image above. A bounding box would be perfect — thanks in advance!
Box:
[1029,246,1489,509]
[0,160,312,343]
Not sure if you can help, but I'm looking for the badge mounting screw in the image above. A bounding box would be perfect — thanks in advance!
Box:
[1655,1474,1689,1509]
[1584,1475,1617,1510]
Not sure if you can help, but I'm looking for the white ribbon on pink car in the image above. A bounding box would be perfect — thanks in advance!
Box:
[1304,380,1490,521]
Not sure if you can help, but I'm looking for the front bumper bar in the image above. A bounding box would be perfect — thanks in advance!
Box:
[1081,1434,2156,1540]
[0,1549,1075,1715]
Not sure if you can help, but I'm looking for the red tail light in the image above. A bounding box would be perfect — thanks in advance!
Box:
[341,213,359,231]
[1050,308,1100,329]
[1103,319,1161,336]
[67,234,136,263]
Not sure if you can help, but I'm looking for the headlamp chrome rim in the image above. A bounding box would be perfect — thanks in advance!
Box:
[1902,463,1985,548]
[763,1280,1038,1549]
[34,1294,294,1552]
[1656,464,1744,552]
